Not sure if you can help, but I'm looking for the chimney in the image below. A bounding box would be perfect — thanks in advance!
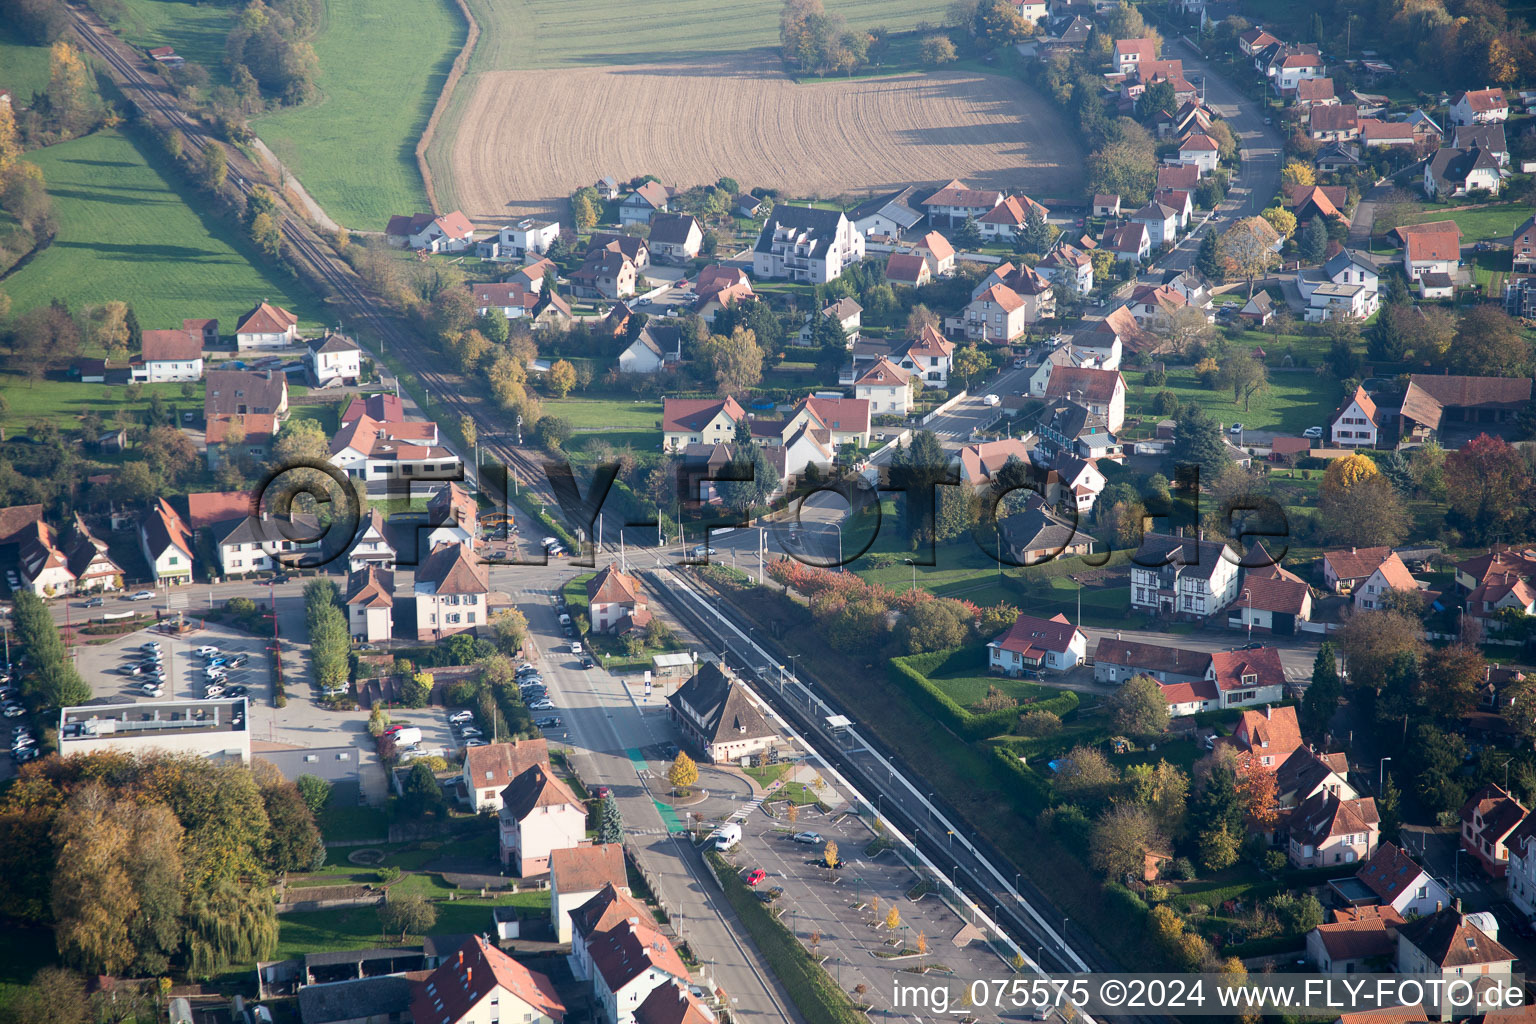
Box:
[467,966,473,985]
[1455,898,1462,915]
[1265,705,1271,718]
[1351,547,1356,554]
[459,950,464,965]
[1437,900,1443,913]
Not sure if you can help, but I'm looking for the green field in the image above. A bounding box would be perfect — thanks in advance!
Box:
[549,397,663,430]
[0,24,52,103]
[251,0,464,230]
[1400,201,1532,243]
[0,378,190,439]
[1125,366,1341,437]
[461,0,941,72]
[108,0,237,84]
[3,128,324,331]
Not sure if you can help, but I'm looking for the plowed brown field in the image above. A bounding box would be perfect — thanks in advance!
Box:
[443,54,1083,223]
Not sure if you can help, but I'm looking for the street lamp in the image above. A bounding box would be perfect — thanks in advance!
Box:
[1379,756,1392,793]
[1243,588,1252,640]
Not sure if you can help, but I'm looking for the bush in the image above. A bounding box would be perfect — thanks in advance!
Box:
[1168,856,1196,881]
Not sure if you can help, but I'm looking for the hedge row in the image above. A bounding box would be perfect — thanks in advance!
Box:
[888,649,1082,741]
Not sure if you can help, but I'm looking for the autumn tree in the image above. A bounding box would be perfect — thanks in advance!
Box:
[1445,433,1531,543]
[46,41,102,139]
[1151,304,1217,357]
[1217,217,1280,296]
[1260,206,1297,240]
[1281,161,1315,188]
[668,751,699,795]
[1320,452,1379,501]
[885,904,901,930]
[700,327,763,395]
[1336,609,1426,692]
[1089,803,1166,880]
[1319,473,1408,548]
[919,34,958,64]
[974,0,1033,47]
[1236,759,1278,829]
[1054,745,1119,803]
[548,359,578,398]
[1126,760,1189,833]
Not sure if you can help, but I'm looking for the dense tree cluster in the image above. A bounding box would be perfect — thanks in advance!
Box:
[780,0,873,75]
[225,0,322,105]
[0,752,321,977]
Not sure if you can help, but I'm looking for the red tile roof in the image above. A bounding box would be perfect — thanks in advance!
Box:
[140,329,202,363]
[587,918,691,993]
[1324,546,1392,582]
[342,393,406,424]
[662,397,745,434]
[1356,841,1431,905]
[235,301,297,336]
[464,739,550,792]
[885,252,930,284]
[185,490,256,531]
[587,564,642,606]
[921,231,954,262]
[571,883,651,942]
[1456,87,1507,113]
[975,283,1025,313]
[1044,365,1123,404]
[1156,164,1199,190]
[989,611,1082,658]
[854,357,910,388]
[1236,705,1302,763]
[411,936,564,1024]
[1180,133,1219,152]
[551,843,627,896]
[1207,647,1285,692]
[636,981,715,1024]
[416,541,488,595]
[922,179,1003,209]
[345,566,394,609]
[1400,222,1462,262]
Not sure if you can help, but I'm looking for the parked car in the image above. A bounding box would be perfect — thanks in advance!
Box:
[228,654,250,668]
[982,393,1001,407]
[1303,426,1324,439]
[516,664,540,677]
[691,546,719,557]
[449,710,474,724]
[205,667,227,680]
[463,738,488,747]
[1229,423,1244,435]
[196,646,220,657]
[142,642,161,652]
[12,746,40,763]
[83,596,104,608]
[791,831,825,845]
[128,590,154,601]
[203,684,225,697]
[529,699,556,711]
[140,681,164,695]
[224,685,249,698]
[581,656,595,669]
[745,869,768,887]
[459,727,484,739]
[3,704,26,718]
[535,717,562,728]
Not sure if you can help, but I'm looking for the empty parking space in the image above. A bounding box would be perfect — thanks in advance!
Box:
[76,624,270,706]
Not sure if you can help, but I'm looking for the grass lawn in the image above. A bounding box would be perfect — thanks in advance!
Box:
[288,402,341,436]
[0,23,52,102]
[4,128,324,331]
[1126,366,1341,437]
[0,377,195,439]
[1401,202,1533,243]
[565,428,656,455]
[925,656,1056,705]
[549,397,663,431]
[317,803,391,843]
[251,0,464,229]
[274,888,546,960]
[107,0,237,85]
[453,0,935,72]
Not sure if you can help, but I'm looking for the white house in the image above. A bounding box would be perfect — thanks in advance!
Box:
[461,739,550,814]
[977,194,1049,241]
[304,333,361,387]
[328,414,460,483]
[414,540,488,641]
[497,763,586,875]
[1130,533,1240,619]
[753,205,865,283]
[234,302,299,350]
[213,513,320,576]
[408,937,565,1024]
[139,498,193,585]
[618,182,670,226]
[62,514,122,594]
[469,281,538,321]
[896,325,954,384]
[1449,87,1509,126]
[987,612,1087,674]
[1036,244,1094,296]
[1176,134,1220,175]
[848,186,924,239]
[1506,818,1536,919]
[586,564,649,634]
[1355,842,1453,919]
[1276,53,1325,92]
[1424,146,1502,199]
[1396,910,1514,987]
[1352,552,1420,612]
[133,329,203,382]
[783,394,871,448]
[799,297,862,345]
[344,565,393,643]
[618,324,681,374]
[1113,38,1156,74]
[1329,385,1380,448]
[647,212,704,264]
[1131,201,1180,247]
[1296,249,1379,324]
[1109,221,1151,263]
[1399,222,1462,282]
[920,179,1003,226]
[551,843,628,943]
[14,522,73,597]
[485,218,560,259]
[853,357,911,415]
[960,284,1031,342]
[384,210,476,252]
[1043,365,1125,432]
[1046,452,1107,513]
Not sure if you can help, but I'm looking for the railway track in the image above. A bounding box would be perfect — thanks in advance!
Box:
[68,4,560,518]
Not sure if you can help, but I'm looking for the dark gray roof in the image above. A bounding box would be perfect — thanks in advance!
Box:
[214,512,320,548]
[298,975,415,1024]
[1428,146,1499,190]
[308,333,358,355]
[648,212,700,245]
[257,746,364,784]
[304,947,419,970]
[1133,533,1235,581]
[1000,498,1083,558]
[1451,123,1507,153]
[847,186,924,230]
[1323,249,1376,279]
[667,663,776,746]
[754,205,849,261]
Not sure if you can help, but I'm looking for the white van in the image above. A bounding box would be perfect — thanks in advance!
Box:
[714,823,742,851]
[558,613,572,627]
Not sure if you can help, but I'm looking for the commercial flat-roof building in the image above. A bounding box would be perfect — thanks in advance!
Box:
[58,698,250,762]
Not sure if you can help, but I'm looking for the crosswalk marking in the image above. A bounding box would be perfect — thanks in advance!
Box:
[728,797,764,822]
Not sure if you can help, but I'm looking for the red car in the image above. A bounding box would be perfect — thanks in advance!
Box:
[745,869,767,887]
[383,724,405,734]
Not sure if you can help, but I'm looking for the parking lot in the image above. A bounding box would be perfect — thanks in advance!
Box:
[77,623,271,707]
[719,801,1014,1015]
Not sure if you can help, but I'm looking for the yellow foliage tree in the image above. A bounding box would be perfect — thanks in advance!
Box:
[885,904,901,930]
[667,751,699,795]
[1280,161,1315,188]
[1260,206,1297,240]
[548,359,577,398]
[1321,452,1380,500]
[0,101,20,174]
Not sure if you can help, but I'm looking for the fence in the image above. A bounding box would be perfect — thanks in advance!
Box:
[920,390,970,425]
